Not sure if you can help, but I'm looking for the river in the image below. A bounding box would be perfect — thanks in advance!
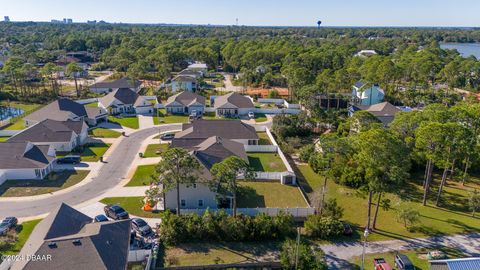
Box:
[440,43,480,59]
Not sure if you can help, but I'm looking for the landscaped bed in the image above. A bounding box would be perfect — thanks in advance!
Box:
[143,144,169,157]
[247,152,287,172]
[57,143,111,162]
[0,170,90,197]
[0,219,41,256]
[153,109,189,124]
[126,165,155,186]
[100,196,162,218]
[296,164,480,242]
[88,127,122,138]
[108,116,139,129]
[237,181,307,208]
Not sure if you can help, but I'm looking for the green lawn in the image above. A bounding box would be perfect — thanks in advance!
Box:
[247,153,287,172]
[153,109,189,124]
[85,102,98,107]
[100,197,162,218]
[1,219,42,256]
[108,116,139,129]
[202,112,217,120]
[255,113,268,123]
[257,132,272,145]
[349,246,467,270]
[237,181,307,208]
[126,165,156,186]
[0,137,9,142]
[2,120,26,130]
[165,242,280,267]
[0,102,43,130]
[143,144,169,157]
[57,143,111,162]
[88,127,122,138]
[296,164,480,242]
[0,170,90,197]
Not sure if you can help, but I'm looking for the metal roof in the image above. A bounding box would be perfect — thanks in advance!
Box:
[430,257,480,270]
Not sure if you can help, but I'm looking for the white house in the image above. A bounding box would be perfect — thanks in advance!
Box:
[8,119,88,152]
[165,91,205,115]
[0,142,56,183]
[355,50,378,57]
[213,92,255,117]
[171,75,198,92]
[99,88,154,115]
[352,80,385,106]
[187,62,208,76]
[89,77,142,94]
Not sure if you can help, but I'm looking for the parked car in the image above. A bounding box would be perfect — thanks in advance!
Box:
[248,111,255,119]
[0,217,18,235]
[104,205,129,220]
[94,214,109,222]
[342,222,353,236]
[131,218,153,237]
[374,258,392,270]
[395,253,415,270]
[160,133,175,141]
[57,155,81,164]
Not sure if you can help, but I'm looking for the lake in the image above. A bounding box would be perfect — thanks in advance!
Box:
[440,43,480,59]
[0,106,24,121]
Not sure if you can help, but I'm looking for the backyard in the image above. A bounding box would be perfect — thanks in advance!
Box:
[0,170,90,197]
[126,165,155,186]
[108,116,139,129]
[88,127,122,138]
[153,109,189,124]
[0,102,43,131]
[237,181,307,208]
[257,132,272,145]
[143,144,169,157]
[296,164,480,242]
[57,143,111,162]
[247,153,287,172]
[0,219,41,256]
[100,196,162,218]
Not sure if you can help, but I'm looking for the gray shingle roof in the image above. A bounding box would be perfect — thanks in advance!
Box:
[166,91,205,107]
[175,120,258,140]
[90,77,141,90]
[13,203,131,270]
[8,119,85,143]
[172,75,197,82]
[99,87,141,107]
[0,142,54,169]
[194,136,247,169]
[213,92,254,109]
[24,98,88,123]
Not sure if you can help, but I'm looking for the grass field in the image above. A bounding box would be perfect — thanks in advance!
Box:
[126,165,156,186]
[254,113,267,123]
[85,102,98,107]
[153,109,189,124]
[57,143,111,162]
[165,242,280,267]
[0,102,43,131]
[0,170,89,197]
[257,132,272,145]
[296,164,480,242]
[88,127,122,138]
[1,219,41,256]
[143,144,169,157]
[237,181,307,208]
[100,197,162,218]
[247,153,287,172]
[108,116,139,129]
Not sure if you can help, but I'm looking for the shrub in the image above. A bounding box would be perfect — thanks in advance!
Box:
[280,239,327,270]
[321,198,344,220]
[299,144,315,162]
[304,216,343,239]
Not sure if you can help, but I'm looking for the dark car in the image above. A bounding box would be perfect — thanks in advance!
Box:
[57,156,81,164]
[0,217,18,235]
[342,222,353,236]
[104,205,129,220]
[131,218,153,237]
[94,214,109,222]
[160,133,175,141]
[395,254,415,270]
[374,258,393,270]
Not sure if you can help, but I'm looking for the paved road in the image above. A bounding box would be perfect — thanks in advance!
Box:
[0,124,181,219]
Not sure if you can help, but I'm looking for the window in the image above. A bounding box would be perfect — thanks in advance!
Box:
[193,183,197,188]
[198,200,204,207]
[35,169,41,178]
[180,200,186,207]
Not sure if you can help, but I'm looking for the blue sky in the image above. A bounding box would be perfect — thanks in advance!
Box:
[2,0,480,27]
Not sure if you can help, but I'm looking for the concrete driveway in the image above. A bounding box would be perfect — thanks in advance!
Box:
[0,124,182,219]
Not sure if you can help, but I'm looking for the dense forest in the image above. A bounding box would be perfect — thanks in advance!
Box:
[1,22,480,106]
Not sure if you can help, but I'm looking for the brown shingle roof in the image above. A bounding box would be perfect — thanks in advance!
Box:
[214,92,254,109]
[0,142,54,169]
[174,120,258,140]
[166,91,205,107]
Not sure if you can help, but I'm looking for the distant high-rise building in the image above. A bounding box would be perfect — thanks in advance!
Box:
[67,18,73,24]
[4,16,10,22]
[87,20,97,24]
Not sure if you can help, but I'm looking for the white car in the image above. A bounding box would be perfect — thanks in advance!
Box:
[248,112,255,119]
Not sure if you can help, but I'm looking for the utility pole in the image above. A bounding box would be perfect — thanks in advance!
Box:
[294,227,301,269]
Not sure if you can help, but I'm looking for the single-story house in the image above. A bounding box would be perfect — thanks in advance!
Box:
[187,62,208,76]
[89,77,142,94]
[99,88,154,115]
[0,142,56,181]
[351,80,385,106]
[11,203,131,270]
[8,119,88,152]
[171,119,259,147]
[24,98,108,127]
[171,75,197,92]
[349,101,401,126]
[165,91,205,115]
[213,92,255,117]
[164,136,248,210]
[429,257,480,270]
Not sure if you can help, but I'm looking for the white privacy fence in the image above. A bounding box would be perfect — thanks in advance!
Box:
[0,171,6,186]
[0,130,21,137]
[128,249,152,263]
[244,145,278,152]
[181,207,315,218]
[254,108,300,114]
[74,98,98,105]
[205,107,216,113]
